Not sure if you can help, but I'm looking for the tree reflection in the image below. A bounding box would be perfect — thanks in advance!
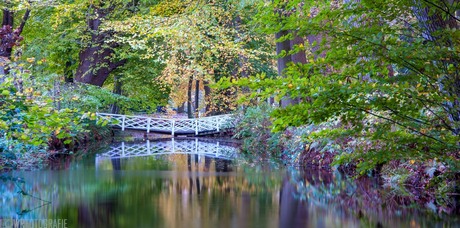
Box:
[1,141,457,227]
[279,177,308,227]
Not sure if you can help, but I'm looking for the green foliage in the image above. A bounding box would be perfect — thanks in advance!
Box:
[234,104,344,165]
[0,62,90,160]
[105,0,276,112]
[234,104,283,157]
[227,0,460,174]
[55,82,162,114]
[20,0,171,114]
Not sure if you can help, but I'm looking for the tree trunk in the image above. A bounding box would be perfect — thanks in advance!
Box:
[283,33,307,106]
[64,60,74,83]
[110,75,122,114]
[306,33,323,58]
[275,30,292,77]
[195,80,200,118]
[232,15,250,95]
[290,35,307,64]
[2,9,14,27]
[204,81,212,115]
[277,30,307,107]
[0,8,29,80]
[187,76,193,119]
[75,46,125,86]
[1,8,30,59]
[74,6,125,87]
[276,30,294,108]
[1,10,14,60]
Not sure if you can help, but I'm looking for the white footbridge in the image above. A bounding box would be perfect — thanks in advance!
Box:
[96,139,238,163]
[96,113,236,136]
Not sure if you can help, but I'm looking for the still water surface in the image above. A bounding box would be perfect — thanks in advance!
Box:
[1,139,458,227]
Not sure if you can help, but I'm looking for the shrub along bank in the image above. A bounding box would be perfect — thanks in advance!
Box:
[0,64,114,171]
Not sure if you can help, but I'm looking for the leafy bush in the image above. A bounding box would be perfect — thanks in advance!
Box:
[234,104,334,164]
[234,104,285,157]
[0,62,94,169]
[57,83,138,113]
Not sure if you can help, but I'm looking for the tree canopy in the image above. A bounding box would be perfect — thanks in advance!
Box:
[223,0,460,173]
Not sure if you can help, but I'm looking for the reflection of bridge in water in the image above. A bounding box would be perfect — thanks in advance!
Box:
[96,139,239,165]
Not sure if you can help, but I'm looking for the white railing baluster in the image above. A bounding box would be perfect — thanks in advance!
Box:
[122,142,125,157]
[171,120,175,136]
[147,118,151,133]
[195,119,198,135]
[147,140,150,154]
[121,116,126,131]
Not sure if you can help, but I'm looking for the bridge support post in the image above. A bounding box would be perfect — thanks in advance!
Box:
[195,119,198,135]
[171,120,175,136]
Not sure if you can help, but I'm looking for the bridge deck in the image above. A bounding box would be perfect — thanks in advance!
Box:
[96,113,235,136]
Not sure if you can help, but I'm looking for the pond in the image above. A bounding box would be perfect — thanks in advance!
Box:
[1,139,458,227]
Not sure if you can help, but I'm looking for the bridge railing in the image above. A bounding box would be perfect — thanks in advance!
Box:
[96,113,235,135]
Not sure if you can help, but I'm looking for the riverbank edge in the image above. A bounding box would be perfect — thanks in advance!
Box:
[0,123,113,172]
[233,107,460,215]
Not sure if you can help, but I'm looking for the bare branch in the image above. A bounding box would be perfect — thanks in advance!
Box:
[17,8,31,35]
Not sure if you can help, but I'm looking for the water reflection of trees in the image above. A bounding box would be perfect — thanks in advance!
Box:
[88,156,451,227]
[2,142,457,227]
[64,155,280,227]
[287,168,456,227]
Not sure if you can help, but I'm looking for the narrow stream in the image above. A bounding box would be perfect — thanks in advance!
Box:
[1,139,458,227]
